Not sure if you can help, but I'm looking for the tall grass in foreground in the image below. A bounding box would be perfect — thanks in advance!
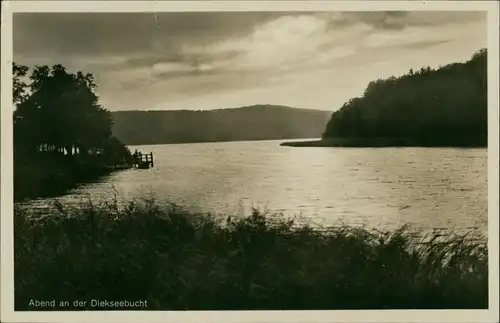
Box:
[14,198,488,310]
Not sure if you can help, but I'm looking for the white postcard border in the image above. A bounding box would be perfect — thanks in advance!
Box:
[1,1,498,323]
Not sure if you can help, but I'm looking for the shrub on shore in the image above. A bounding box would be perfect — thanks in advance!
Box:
[14,199,488,310]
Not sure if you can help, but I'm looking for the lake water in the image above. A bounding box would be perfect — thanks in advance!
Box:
[22,140,488,235]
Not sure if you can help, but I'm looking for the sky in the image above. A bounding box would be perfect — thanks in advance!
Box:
[13,11,487,112]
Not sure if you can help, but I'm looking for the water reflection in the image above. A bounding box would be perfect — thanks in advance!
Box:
[20,140,488,236]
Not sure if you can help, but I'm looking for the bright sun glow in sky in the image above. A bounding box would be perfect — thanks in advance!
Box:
[13,11,487,112]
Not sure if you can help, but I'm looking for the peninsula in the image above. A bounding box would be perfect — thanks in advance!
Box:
[281,49,487,148]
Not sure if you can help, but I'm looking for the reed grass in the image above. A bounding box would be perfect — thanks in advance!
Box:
[14,198,488,310]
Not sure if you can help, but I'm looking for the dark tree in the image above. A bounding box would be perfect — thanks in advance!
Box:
[13,64,127,158]
[13,63,132,200]
[322,49,487,147]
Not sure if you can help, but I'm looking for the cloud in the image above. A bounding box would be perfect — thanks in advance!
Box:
[13,11,487,112]
[398,39,452,50]
[326,11,485,30]
[180,14,334,72]
[13,12,288,57]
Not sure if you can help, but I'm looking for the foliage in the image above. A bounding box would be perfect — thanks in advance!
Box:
[13,62,29,104]
[14,64,117,156]
[15,199,488,310]
[323,49,487,147]
[12,63,132,200]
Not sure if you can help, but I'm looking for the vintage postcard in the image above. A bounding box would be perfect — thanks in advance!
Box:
[1,1,499,322]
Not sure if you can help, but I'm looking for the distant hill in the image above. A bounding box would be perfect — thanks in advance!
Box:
[111,105,332,145]
[320,48,487,147]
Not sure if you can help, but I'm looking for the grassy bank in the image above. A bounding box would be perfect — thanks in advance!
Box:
[14,157,109,201]
[280,137,488,148]
[14,199,488,310]
[14,142,133,202]
[14,157,128,202]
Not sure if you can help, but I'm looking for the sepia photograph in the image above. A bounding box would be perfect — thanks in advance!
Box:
[1,1,499,322]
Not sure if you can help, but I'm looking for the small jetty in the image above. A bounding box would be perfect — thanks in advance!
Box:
[132,150,154,169]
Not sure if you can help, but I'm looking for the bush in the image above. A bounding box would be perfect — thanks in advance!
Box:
[14,199,488,310]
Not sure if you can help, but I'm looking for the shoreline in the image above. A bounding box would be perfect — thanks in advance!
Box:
[14,162,134,203]
[280,138,487,148]
[123,137,321,147]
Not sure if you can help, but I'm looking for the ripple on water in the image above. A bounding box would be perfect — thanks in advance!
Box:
[17,141,488,236]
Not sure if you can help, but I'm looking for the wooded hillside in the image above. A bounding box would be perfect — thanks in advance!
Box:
[111,105,332,145]
[322,49,487,147]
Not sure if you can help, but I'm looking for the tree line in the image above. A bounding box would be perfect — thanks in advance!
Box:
[111,105,331,145]
[322,49,487,147]
[13,63,132,200]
